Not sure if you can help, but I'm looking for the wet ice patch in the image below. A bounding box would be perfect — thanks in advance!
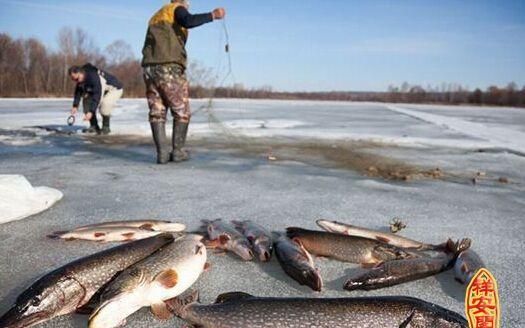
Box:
[0,175,63,224]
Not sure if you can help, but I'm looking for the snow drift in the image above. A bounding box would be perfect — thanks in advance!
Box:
[0,175,63,224]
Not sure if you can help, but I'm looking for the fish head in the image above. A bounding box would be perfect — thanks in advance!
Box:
[252,238,273,262]
[0,277,82,328]
[289,263,323,292]
[231,238,254,261]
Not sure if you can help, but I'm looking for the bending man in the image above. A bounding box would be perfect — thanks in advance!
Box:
[69,63,123,134]
[142,0,225,163]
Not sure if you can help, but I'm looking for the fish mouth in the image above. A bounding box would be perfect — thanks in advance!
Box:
[292,269,323,292]
[343,279,365,291]
[0,307,48,328]
[255,246,272,262]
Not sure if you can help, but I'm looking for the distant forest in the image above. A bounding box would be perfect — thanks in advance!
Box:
[1,29,524,108]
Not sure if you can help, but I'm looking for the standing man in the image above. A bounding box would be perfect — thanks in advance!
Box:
[69,63,124,134]
[142,0,225,164]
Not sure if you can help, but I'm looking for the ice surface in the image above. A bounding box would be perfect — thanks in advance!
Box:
[0,175,63,224]
[0,98,523,327]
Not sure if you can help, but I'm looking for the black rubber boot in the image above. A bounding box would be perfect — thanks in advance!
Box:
[82,115,101,134]
[171,121,189,162]
[150,122,170,164]
[101,115,111,135]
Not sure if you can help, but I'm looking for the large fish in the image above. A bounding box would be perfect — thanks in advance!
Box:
[316,219,438,250]
[454,249,485,285]
[165,291,468,328]
[232,220,273,261]
[71,219,186,232]
[202,219,253,261]
[48,226,164,242]
[286,227,419,266]
[344,238,471,291]
[88,234,207,328]
[274,233,322,291]
[0,234,174,328]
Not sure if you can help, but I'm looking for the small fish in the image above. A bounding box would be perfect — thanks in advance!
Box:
[274,233,322,291]
[232,220,273,261]
[202,219,253,261]
[0,234,174,328]
[72,219,186,232]
[454,249,485,285]
[48,226,164,242]
[316,219,437,250]
[344,239,471,291]
[165,291,468,328]
[88,235,207,328]
[286,227,419,266]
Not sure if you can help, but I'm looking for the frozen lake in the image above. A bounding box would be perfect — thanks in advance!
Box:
[0,98,524,327]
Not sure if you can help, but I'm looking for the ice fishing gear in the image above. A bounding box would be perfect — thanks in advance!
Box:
[67,115,75,126]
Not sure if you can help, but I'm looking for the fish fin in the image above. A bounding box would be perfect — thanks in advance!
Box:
[376,236,391,243]
[461,263,468,273]
[204,238,223,249]
[47,231,68,239]
[139,223,155,231]
[203,262,211,272]
[75,305,94,315]
[286,227,305,239]
[151,302,173,320]
[65,237,77,241]
[165,291,199,316]
[399,309,416,328]
[361,261,382,269]
[219,234,231,245]
[94,232,106,238]
[155,269,179,288]
[455,277,465,284]
[214,292,253,304]
[121,232,136,241]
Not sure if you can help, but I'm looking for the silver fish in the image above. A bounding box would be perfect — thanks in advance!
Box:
[88,235,207,328]
[0,234,174,328]
[232,220,273,261]
[72,219,186,232]
[48,226,164,242]
[202,219,254,261]
[317,219,438,250]
[165,291,467,328]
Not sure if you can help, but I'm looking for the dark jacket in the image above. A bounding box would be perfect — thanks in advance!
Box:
[142,4,213,68]
[72,63,123,113]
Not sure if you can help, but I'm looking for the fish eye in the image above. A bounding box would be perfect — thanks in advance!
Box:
[31,297,41,307]
[302,270,310,277]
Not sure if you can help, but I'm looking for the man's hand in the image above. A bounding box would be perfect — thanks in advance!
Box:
[71,107,78,115]
[212,8,226,20]
[83,112,93,122]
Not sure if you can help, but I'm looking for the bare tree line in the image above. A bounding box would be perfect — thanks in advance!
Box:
[1,29,524,108]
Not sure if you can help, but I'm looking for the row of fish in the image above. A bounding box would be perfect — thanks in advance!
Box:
[200,218,484,293]
[0,218,483,328]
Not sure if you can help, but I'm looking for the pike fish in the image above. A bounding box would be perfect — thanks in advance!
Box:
[274,233,322,291]
[286,227,419,266]
[88,234,207,328]
[454,249,485,285]
[202,219,253,261]
[232,220,273,261]
[316,219,437,250]
[0,233,174,328]
[72,219,186,232]
[344,238,471,291]
[165,291,468,328]
[48,226,164,242]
